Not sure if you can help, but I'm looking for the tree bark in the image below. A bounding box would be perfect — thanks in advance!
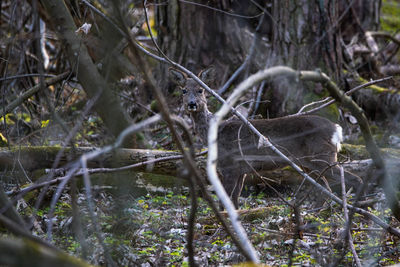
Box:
[261,0,381,117]
[155,0,267,93]
[156,0,381,117]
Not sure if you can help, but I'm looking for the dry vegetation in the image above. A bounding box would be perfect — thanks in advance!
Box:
[1,0,400,266]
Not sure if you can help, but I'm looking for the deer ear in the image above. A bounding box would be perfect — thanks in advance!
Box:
[169,68,186,87]
[199,66,215,84]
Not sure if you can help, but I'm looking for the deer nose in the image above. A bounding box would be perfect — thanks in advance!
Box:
[188,101,197,111]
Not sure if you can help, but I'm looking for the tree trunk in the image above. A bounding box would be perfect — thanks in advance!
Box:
[155,0,267,93]
[155,0,381,117]
[262,0,381,117]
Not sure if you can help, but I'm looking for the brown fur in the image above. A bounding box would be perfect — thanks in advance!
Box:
[170,68,363,208]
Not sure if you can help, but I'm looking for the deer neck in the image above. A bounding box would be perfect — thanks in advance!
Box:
[190,108,214,144]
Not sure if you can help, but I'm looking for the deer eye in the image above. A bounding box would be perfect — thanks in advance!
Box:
[182,89,187,94]
[197,89,203,94]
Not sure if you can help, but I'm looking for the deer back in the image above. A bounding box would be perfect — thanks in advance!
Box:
[217,115,340,168]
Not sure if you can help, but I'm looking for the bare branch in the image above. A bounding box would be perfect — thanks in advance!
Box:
[366,31,400,47]
[340,166,362,267]
[0,71,70,118]
[294,76,392,116]
[113,4,261,262]
[0,73,55,82]
[208,66,400,237]
[299,70,400,220]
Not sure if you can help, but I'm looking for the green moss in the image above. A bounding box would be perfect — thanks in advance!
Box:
[341,143,400,159]
[303,88,340,122]
[340,143,371,159]
[381,0,400,33]
[0,132,8,147]
[150,100,159,112]
[172,90,181,97]
[357,76,399,95]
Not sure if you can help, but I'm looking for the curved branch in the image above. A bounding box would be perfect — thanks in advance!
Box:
[294,76,392,116]
[208,66,400,237]
[116,3,261,263]
[0,71,70,118]
[299,70,400,220]
[77,0,400,251]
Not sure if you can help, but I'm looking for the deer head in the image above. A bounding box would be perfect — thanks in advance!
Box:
[169,67,363,209]
[169,67,215,113]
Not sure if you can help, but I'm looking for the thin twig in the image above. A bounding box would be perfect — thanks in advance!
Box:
[80,0,400,252]
[139,2,260,263]
[46,165,80,241]
[81,157,116,266]
[293,76,392,116]
[208,66,400,238]
[0,71,70,118]
[0,73,55,82]
[249,81,267,118]
[340,166,362,267]
[6,150,208,197]
[259,227,332,240]
[143,0,174,65]
[46,115,162,241]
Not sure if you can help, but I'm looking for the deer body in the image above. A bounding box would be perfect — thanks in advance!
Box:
[170,68,363,208]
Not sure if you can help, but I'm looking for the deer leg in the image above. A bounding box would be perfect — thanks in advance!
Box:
[325,166,363,192]
[231,174,246,209]
[219,169,245,209]
[302,161,363,192]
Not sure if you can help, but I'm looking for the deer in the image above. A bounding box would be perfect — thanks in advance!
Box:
[169,67,363,208]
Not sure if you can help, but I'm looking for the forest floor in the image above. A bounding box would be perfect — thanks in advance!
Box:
[17,180,399,267]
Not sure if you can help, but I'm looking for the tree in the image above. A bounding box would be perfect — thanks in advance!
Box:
[1,0,400,266]
[156,0,381,117]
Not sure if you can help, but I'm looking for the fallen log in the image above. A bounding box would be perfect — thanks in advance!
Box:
[0,237,93,267]
[0,146,187,177]
[1,145,399,189]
